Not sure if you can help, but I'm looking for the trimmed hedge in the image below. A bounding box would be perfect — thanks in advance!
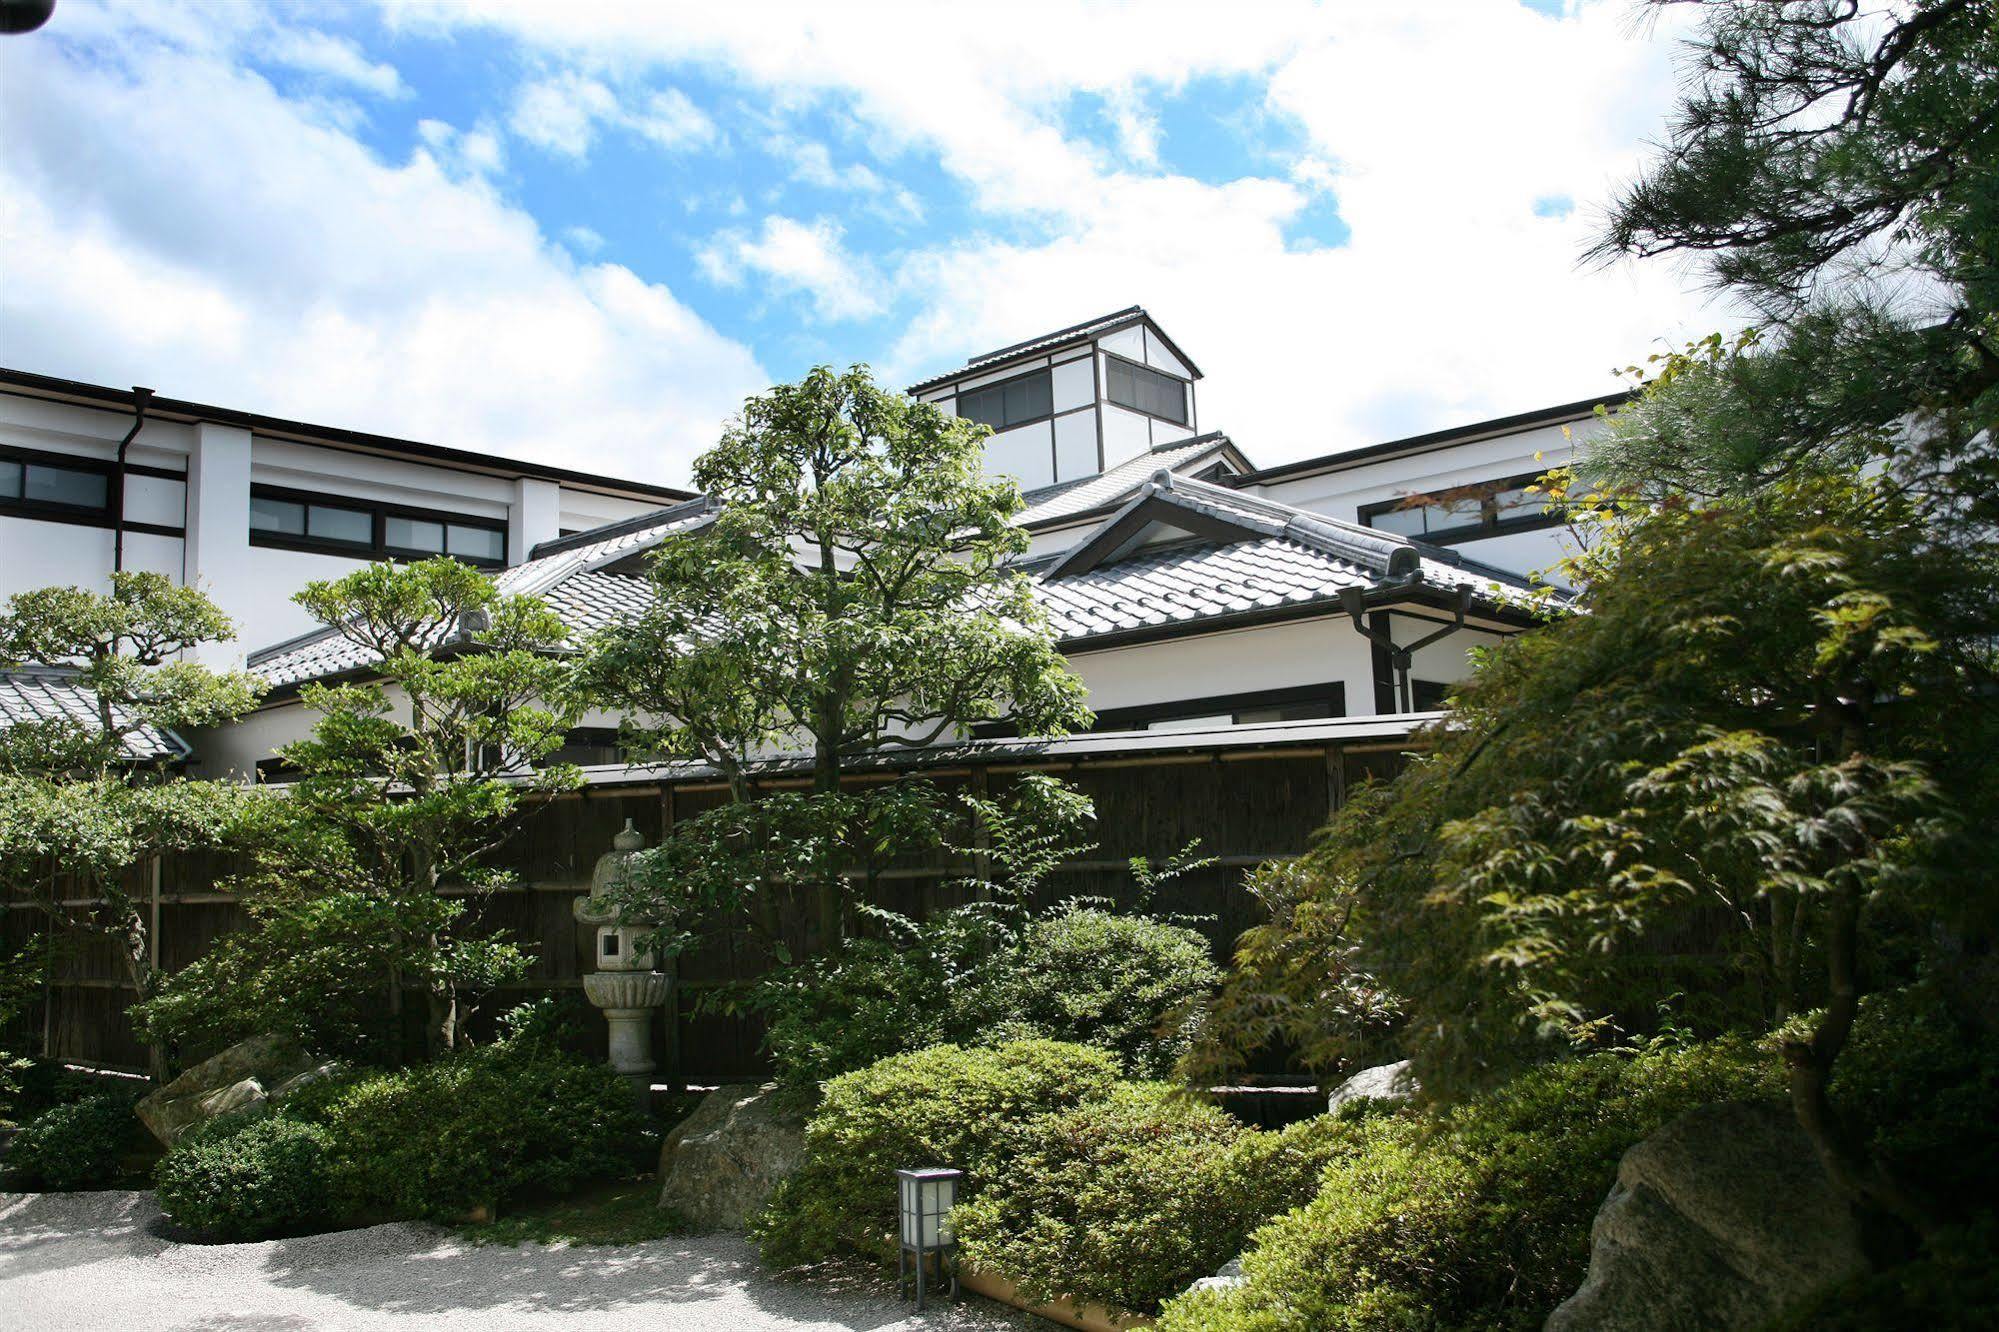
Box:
[955,1084,1352,1316]
[1158,1037,1781,1331]
[6,1091,144,1190]
[152,1042,652,1237]
[752,1040,1121,1267]
[154,1115,332,1240]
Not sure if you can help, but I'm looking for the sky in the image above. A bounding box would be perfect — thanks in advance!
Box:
[0,0,1728,489]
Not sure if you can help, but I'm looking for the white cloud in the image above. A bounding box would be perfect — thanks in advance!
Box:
[699,216,881,322]
[769,135,924,224]
[0,23,765,484]
[509,70,715,159]
[385,0,1730,461]
[564,224,606,253]
[263,28,409,99]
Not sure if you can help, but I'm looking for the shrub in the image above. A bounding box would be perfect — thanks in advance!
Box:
[313,1044,651,1222]
[154,1114,332,1240]
[762,906,1220,1094]
[1158,1035,1779,1332]
[991,909,1220,1077]
[752,1040,1120,1268]
[955,1086,1352,1316]
[6,1090,144,1190]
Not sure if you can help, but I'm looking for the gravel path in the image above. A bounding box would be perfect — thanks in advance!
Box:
[0,1191,1042,1331]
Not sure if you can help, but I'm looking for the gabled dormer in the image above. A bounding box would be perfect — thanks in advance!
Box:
[907,306,1204,491]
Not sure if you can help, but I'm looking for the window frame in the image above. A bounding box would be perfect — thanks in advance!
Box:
[1102,352,1190,427]
[1087,682,1346,733]
[1357,470,1562,547]
[247,483,509,568]
[955,366,1057,434]
[0,443,117,526]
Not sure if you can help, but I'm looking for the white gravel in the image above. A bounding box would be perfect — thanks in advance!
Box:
[0,1190,1040,1331]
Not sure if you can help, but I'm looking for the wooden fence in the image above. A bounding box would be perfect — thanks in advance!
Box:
[3,732,1417,1079]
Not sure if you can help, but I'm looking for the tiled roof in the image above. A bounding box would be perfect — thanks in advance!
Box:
[0,671,190,762]
[1017,435,1242,528]
[909,306,1180,393]
[247,461,1544,690]
[249,502,716,688]
[1035,536,1377,644]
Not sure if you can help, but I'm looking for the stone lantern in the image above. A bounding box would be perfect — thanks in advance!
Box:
[573,819,671,1093]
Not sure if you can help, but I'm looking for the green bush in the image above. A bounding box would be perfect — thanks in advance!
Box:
[154,1114,332,1240]
[752,1039,1120,1267]
[6,1090,144,1190]
[1158,1036,1779,1332]
[312,1043,651,1222]
[762,906,1219,1094]
[956,1085,1351,1316]
[991,909,1220,1077]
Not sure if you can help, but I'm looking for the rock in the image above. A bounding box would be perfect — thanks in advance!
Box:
[135,1035,321,1147]
[1326,1059,1417,1115]
[1188,1257,1245,1294]
[656,1083,807,1230]
[1544,1102,1869,1332]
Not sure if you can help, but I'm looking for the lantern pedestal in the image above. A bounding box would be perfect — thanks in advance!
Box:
[574,819,674,1098]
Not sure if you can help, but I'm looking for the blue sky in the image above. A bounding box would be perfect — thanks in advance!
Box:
[0,0,1722,486]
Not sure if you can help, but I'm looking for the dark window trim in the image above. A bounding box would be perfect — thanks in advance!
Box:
[0,442,117,525]
[1087,682,1346,733]
[1356,470,1562,547]
[955,365,1058,434]
[247,482,508,567]
[1100,350,1191,427]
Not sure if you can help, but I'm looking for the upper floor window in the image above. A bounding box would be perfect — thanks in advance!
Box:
[249,485,507,568]
[1106,356,1188,425]
[959,369,1053,432]
[0,447,112,518]
[1359,474,1555,546]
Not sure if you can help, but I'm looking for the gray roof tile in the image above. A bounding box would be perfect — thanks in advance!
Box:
[0,671,189,762]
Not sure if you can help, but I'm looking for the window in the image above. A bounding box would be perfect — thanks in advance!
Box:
[1105,356,1188,425]
[0,448,112,518]
[1090,684,1345,733]
[248,485,507,567]
[959,369,1053,432]
[1360,473,1556,545]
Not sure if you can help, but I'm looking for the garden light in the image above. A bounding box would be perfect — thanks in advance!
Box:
[895,1166,962,1310]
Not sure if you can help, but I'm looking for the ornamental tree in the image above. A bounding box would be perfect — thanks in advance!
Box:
[182,559,581,1063]
[0,572,262,1079]
[578,365,1091,949]
[1191,469,1996,1237]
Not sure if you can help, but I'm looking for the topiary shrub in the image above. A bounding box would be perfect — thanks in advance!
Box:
[955,1085,1353,1316]
[1158,1035,1779,1332]
[752,1039,1120,1268]
[313,1043,651,1222]
[6,1090,145,1190]
[154,1114,332,1240]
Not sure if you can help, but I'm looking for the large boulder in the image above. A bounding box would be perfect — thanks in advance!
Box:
[1326,1059,1417,1115]
[1544,1101,1869,1332]
[135,1035,333,1147]
[656,1083,807,1230]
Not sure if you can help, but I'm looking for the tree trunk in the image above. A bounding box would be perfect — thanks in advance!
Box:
[1780,886,1941,1237]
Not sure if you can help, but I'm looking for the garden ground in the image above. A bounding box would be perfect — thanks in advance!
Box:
[0,1190,1039,1331]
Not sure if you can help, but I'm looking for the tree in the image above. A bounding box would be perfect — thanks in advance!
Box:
[1193,470,1996,1235]
[578,365,1091,949]
[140,559,583,1064]
[1589,0,1997,511]
[0,572,261,1079]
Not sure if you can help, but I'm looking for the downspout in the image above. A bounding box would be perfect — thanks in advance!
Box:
[1340,585,1473,713]
[112,386,154,573]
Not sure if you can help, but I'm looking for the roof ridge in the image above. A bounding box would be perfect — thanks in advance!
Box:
[1153,472,1420,578]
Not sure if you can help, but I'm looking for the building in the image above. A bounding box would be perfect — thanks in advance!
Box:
[0,308,1626,778]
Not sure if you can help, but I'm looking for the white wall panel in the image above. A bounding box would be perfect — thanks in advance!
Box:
[1101,403,1150,469]
[1066,617,1377,719]
[1054,412,1100,482]
[0,518,115,597]
[983,422,1056,490]
[1097,325,1144,361]
[1148,420,1193,448]
[1051,357,1095,413]
[125,474,185,527]
[1142,327,1191,379]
